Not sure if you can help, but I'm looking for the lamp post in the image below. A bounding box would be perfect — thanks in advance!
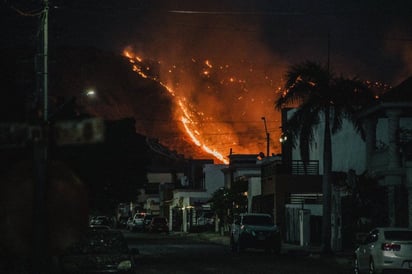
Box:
[261,117,270,157]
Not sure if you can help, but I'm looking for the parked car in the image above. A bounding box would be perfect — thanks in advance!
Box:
[90,215,111,227]
[143,214,155,231]
[117,216,130,229]
[59,229,139,274]
[196,212,215,227]
[354,227,412,274]
[88,224,111,230]
[230,213,281,254]
[128,212,146,231]
[126,217,134,230]
[148,216,169,233]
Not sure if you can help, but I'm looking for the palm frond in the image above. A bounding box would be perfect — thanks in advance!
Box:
[275,59,375,163]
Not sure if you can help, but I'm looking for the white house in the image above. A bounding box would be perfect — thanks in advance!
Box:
[168,163,227,232]
[283,77,412,250]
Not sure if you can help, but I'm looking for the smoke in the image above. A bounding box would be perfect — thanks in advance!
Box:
[117,1,412,162]
[124,7,290,161]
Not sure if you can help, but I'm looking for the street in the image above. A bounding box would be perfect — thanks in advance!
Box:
[122,230,353,274]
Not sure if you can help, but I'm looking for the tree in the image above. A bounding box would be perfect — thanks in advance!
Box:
[210,187,247,232]
[275,60,374,253]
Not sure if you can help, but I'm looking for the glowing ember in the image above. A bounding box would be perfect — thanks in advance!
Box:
[122,48,283,164]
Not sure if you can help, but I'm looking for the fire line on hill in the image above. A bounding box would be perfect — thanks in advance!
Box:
[122,48,283,164]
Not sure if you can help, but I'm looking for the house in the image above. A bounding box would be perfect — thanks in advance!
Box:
[258,153,322,245]
[222,153,261,190]
[167,161,227,232]
[268,76,412,250]
[357,76,412,228]
[222,153,262,214]
[274,106,375,249]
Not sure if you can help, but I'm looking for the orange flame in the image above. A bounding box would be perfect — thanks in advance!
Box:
[122,48,284,164]
[123,49,230,164]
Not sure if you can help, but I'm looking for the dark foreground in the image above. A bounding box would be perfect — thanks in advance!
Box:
[126,231,353,274]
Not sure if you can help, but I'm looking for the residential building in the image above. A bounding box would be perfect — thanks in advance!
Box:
[167,161,227,232]
[358,77,412,228]
[268,76,412,250]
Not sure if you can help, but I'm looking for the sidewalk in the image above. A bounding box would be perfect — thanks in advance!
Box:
[173,231,353,267]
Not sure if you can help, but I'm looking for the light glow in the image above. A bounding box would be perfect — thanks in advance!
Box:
[122,48,284,164]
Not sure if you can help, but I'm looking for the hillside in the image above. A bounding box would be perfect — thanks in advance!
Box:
[0,46,212,160]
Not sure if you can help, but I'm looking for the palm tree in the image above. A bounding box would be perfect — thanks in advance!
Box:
[275,60,374,253]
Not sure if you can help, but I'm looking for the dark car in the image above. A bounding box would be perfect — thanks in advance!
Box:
[143,214,155,231]
[59,229,139,274]
[88,224,111,230]
[90,215,111,227]
[230,213,281,254]
[148,216,169,233]
[117,216,130,229]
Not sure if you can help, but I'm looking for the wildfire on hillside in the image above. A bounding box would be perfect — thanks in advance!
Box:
[122,48,283,164]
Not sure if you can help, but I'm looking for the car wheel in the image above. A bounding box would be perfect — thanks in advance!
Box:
[236,239,244,253]
[273,243,281,255]
[368,258,375,274]
[230,237,236,252]
[353,257,361,274]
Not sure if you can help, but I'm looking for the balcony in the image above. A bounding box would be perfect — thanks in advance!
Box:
[262,160,319,177]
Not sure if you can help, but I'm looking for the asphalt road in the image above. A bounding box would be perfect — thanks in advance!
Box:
[122,230,354,274]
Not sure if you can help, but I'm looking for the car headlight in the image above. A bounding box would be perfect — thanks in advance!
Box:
[117,260,132,270]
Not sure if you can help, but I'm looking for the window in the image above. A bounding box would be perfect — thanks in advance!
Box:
[385,230,412,241]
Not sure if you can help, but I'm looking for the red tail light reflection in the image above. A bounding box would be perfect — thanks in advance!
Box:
[381,243,401,251]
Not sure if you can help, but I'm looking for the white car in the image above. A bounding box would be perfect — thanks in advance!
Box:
[354,227,412,274]
[128,213,146,232]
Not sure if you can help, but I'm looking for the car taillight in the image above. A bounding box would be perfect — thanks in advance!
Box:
[381,243,401,251]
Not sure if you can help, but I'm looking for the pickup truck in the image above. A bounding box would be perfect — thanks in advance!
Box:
[230,213,281,254]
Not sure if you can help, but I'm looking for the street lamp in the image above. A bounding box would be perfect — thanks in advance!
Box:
[85,89,96,97]
[80,89,97,107]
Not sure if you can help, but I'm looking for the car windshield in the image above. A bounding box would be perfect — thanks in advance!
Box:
[66,230,129,255]
[243,215,273,225]
[385,230,412,241]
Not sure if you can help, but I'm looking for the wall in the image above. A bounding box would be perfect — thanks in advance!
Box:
[247,177,261,213]
[287,109,366,175]
[203,164,226,195]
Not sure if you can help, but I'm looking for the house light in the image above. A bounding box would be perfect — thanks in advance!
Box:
[279,135,288,143]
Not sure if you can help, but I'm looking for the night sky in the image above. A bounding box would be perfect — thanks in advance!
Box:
[3,0,412,84]
[2,0,412,161]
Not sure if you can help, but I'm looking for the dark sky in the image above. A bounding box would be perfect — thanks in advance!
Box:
[2,0,412,85]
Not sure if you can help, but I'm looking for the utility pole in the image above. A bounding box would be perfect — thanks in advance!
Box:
[43,0,49,123]
[33,0,49,272]
[261,117,270,157]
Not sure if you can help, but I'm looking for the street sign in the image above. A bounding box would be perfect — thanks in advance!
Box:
[54,118,105,145]
[1,118,105,148]
[0,123,42,148]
